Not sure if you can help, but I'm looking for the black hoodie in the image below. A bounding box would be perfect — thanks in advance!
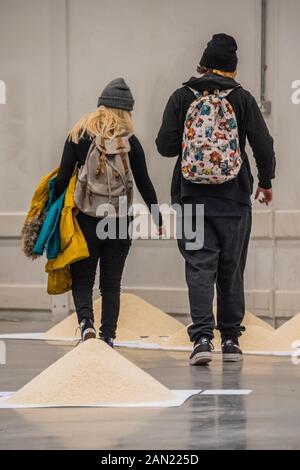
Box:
[156,73,275,213]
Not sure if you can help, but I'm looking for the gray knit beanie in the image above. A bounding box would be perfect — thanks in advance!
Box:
[97,78,134,111]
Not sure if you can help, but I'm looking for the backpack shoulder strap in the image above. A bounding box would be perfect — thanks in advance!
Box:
[219,85,242,99]
[185,86,202,99]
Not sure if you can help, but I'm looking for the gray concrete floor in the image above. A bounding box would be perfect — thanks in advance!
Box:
[1,317,300,450]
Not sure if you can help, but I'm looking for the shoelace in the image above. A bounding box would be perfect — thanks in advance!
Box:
[195,338,214,350]
[222,339,239,349]
[75,321,86,337]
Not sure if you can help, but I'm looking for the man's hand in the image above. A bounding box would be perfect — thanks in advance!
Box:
[255,186,273,206]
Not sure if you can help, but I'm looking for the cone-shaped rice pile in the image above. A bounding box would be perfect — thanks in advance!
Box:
[162,326,190,347]
[114,327,141,342]
[262,313,300,352]
[239,325,274,350]
[45,312,82,338]
[45,293,183,340]
[7,339,175,406]
[242,311,274,331]
[114,293,183,336]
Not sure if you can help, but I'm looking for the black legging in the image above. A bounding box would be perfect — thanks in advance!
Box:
[70,211,131,337]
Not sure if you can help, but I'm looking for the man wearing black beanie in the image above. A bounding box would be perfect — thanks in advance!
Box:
[156,33,275,365]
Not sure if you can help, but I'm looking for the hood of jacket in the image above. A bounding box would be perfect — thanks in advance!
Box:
[183,72,240,94]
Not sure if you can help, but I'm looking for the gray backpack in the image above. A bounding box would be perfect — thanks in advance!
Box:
[74,134,133,217]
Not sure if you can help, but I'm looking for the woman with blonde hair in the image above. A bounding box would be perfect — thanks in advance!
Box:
[55,78,162,344]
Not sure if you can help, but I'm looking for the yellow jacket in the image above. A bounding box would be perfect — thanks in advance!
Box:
[24,167,59,224]
[46,172,89,294]
[24,168,89,295]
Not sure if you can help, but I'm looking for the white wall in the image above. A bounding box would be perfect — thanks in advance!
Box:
[0,0,300,321]
[0,0,68,309]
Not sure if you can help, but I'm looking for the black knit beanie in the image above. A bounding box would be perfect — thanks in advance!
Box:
[97,78,134,111]
[199,33,238,72]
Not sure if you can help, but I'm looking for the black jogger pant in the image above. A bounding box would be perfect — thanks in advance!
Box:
[177,211,252,343]
[70,212,131,338]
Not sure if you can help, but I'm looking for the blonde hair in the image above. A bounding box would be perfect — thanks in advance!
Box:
[212,68,237,79]
[69,106,134,143]
[197,65,237,79]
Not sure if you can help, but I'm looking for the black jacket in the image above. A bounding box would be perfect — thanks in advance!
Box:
[156,73,276,207]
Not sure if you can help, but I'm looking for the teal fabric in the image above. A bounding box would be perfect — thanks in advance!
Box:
[33,178,66,259]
